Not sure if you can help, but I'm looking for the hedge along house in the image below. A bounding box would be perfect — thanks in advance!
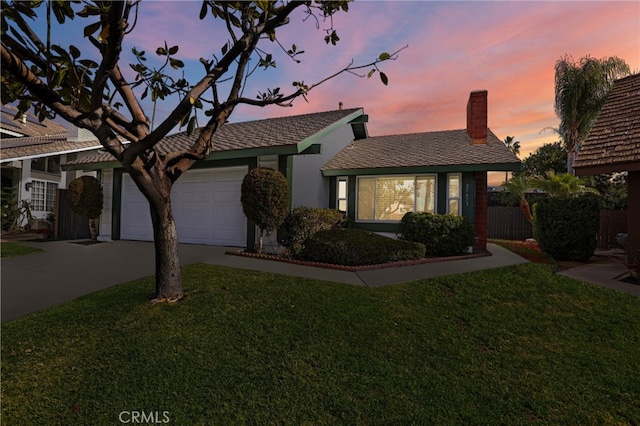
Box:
[322,91,521,251]
[573,73,640,256]
[63,108,368,248]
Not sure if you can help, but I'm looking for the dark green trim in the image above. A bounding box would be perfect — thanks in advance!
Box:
[191,157,254,170]
[347,177,357,223]
[461,172,475,219]
[300,144,322,155]
[295,109,365,153]
[246,158,259,250]
[322,163,521,177]
[112,169,123,240]
[328,176,337,210]
[436,173,447,215]
[350,114,369,140]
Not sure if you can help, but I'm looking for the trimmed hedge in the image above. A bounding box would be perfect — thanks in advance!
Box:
[300,229,426,266]
[67,176,103,219]
[399,212,475,256]
[280,207,345,257]
[240,168,290,234]
[533,194,600,261]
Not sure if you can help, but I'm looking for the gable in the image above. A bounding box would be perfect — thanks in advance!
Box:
[574,73,640,175]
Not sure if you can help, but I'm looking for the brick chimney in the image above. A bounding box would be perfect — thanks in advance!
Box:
[466,90,487,144]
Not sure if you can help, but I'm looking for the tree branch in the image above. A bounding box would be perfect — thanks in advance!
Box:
[1,43,81,123]
[91,1,126,111]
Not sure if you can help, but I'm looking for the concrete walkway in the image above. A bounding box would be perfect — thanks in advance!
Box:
[1,240,636,322]
[558,253,640,297]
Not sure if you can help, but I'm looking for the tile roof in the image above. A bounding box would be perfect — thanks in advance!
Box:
[322,129,521,172]
[574,73,640,174]
[0,133,102,162]
[66,108,363,167]
[1,104,67,137]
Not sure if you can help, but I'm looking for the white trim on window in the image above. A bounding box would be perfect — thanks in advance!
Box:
[447,173,461,215]
[356,174,437,222]
[30,179,58,212]
[337,177,348,213]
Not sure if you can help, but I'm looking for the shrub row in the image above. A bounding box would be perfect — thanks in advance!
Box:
[399,212,475,256]
[533,194,600,261]
[300,229,426,266]
[280,207,345,257]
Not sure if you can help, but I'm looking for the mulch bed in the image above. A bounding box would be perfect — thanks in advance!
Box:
[226,249,491,272]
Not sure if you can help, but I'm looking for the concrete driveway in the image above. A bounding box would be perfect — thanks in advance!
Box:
[1,240,533,322]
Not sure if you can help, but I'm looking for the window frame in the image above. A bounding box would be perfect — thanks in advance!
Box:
[30,179,58,213]
[355,174,437,222]
[31,155,61,175]
[447,173,462,215]
[336,177,348,213]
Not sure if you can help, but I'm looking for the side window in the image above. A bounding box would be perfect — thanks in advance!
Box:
[447,173,461,215]
[337,177,348,212]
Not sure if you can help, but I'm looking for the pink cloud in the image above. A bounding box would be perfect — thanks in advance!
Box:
[114,0,639,163]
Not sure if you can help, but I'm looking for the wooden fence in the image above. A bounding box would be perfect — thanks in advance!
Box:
[488,207,533,240]
[597,209,627,249]
[487,206,627,249]
[55,189,91,240]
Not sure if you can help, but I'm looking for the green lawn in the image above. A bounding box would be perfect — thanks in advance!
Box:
[0,241,43,258]
[2,263,639,424]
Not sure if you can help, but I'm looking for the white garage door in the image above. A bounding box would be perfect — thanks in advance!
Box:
[121,166,248,246]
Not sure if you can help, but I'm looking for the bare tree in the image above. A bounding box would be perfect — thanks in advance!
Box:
[1,1,404,301]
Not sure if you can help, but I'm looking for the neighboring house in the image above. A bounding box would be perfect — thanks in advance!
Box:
[322,90,521,250]
[64,91,521,250]
[1,105,103,221]
[574,73,640,251]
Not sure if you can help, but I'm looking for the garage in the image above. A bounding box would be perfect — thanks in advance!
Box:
[120,166,248,246]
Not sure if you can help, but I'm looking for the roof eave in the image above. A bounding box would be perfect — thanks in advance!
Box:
[296,108,364,153]
[322,162,522,177]
[574,160,640,176]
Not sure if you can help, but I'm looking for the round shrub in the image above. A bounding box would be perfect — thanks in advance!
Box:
[399,212,475,256]
[67,175,103,219]
[240,168,290,251]
[533,194,600,261]
[300,228,425,266]
[280,206,345,256]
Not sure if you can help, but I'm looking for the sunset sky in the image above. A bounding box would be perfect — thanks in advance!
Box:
[39,1,640,182]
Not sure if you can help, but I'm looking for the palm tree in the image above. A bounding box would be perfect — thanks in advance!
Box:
[554,55,630,174]
[530,171,600,198]
[502,176,533,223]
[503,136,520,183]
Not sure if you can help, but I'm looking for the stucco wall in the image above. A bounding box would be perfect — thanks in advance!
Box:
[291,124,354,209]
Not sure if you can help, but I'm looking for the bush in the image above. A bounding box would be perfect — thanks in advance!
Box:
[280,207,345,256]
[399,212,475,256]
[67,176,103,242]
[67,176,103,219]
[533,194,601,261]
[240,168,290,252]
[299,228,425,266]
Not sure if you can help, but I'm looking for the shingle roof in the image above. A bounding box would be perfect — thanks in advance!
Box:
[0,133,102,162]
[66,108,363,167]
[1,104,67,137]
[322,129,521,173]
[574,73,640,174]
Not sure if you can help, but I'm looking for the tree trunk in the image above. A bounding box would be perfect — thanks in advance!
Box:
[567,150,576,176]
[520,198,533,223]
[149,195,184,302]
[88,218,98,243]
